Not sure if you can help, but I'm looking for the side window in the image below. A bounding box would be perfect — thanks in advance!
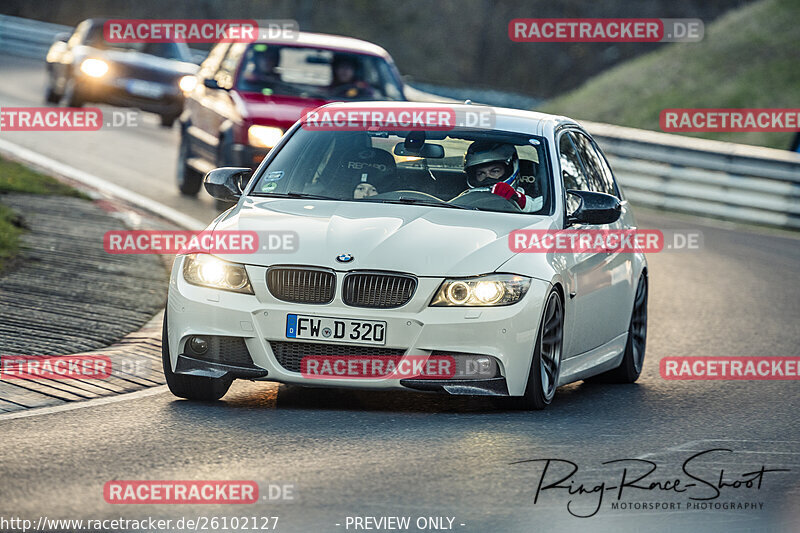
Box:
[572,132,618,197]
[592,139,621,198]
[215,43,248,89]
[558,132,591,215]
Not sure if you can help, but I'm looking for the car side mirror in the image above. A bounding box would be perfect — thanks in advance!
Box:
[204,167,252,202]
[203,78,223,90]
[566,190,622,225]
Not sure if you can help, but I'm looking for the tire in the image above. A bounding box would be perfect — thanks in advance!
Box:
[162,313,232,401]
[63,78,83,107]
[503,288,564,410]
[44,73,61,104]
[160,114,178,128]
[587,273,648,384]
[177,132,203,196]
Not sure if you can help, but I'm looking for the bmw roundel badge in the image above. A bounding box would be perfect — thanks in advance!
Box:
[336,253,354,263]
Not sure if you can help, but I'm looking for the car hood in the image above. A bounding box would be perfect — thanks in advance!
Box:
[86,48,198,76]
[210,198,554,277]
[234,92,329,129]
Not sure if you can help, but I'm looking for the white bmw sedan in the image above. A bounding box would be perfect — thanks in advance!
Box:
[163,102,648,410]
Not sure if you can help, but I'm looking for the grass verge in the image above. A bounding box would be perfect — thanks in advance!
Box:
[540,0,800,149]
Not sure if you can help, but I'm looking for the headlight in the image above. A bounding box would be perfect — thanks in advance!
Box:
[80,58,109,78]
[430,274,531,307]
[179,75,197,93]
[248,125,283,149]
[182,254,253,294]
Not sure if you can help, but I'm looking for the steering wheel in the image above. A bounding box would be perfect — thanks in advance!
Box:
[329,83,375,99]
[448,189,524,212]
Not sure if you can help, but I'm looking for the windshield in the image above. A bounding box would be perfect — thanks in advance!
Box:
[84,26,190,61]
[236,44,404,101]
[250,127,552,215]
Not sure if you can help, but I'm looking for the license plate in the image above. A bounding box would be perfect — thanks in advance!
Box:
[286,314,386,345]
[126,79,164,99]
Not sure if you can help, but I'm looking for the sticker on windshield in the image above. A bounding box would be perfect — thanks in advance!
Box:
[261,181,279,192]
[265,171,284,181]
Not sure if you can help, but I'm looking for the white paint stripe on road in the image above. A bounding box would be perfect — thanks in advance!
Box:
[0,385,169,422]
[0,138,205,231]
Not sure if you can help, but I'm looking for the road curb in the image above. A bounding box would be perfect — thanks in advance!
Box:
[0,141,195,415]
[0,312,166,414]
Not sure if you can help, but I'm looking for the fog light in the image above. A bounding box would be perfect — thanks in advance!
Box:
[475,357,492,375]
[189,336,208,354]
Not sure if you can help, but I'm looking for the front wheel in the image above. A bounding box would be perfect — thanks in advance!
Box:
[162,313,232,401]
[503,288,564,410]
[587,273,648,383]
[44,73,62,104]
[63,78,83,107]
[177,133,203,196]
[160,114,179,128]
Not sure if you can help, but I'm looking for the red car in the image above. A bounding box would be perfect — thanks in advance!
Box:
[177,32,407,201]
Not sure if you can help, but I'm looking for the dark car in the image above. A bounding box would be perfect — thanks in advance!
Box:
[176,32,406,200]
[45,18,199,127]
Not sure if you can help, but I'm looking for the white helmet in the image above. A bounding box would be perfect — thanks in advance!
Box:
[463,142,519,188]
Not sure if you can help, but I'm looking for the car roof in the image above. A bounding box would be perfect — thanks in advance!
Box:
[256,31,392,59]
[308,101,582,137]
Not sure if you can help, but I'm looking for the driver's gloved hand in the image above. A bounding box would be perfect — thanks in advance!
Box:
[490,182,526,209]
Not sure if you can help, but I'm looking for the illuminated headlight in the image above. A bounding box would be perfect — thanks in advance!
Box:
[248,125,283,149]
[182,254,253,294]
[179,75,197,93]
[430,274,531,307]
[80,58,109,78]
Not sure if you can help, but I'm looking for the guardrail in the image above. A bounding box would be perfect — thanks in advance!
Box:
[0,15,69,58]
[2,14,799,230]
[583,121,800,230]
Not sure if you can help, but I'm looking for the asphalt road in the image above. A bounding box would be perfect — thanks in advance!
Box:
[1,55,799,533]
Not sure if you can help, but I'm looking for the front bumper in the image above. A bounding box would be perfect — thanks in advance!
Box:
[165,257,551,396]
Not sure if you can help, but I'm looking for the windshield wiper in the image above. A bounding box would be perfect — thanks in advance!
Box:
[372,198,477,210]
[252,192,334,200]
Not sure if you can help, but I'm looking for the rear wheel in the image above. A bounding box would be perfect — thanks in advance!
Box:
[504,289,564,410]
[587,273,648,383]
[162,313,232,401]
[177,132,203,196]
